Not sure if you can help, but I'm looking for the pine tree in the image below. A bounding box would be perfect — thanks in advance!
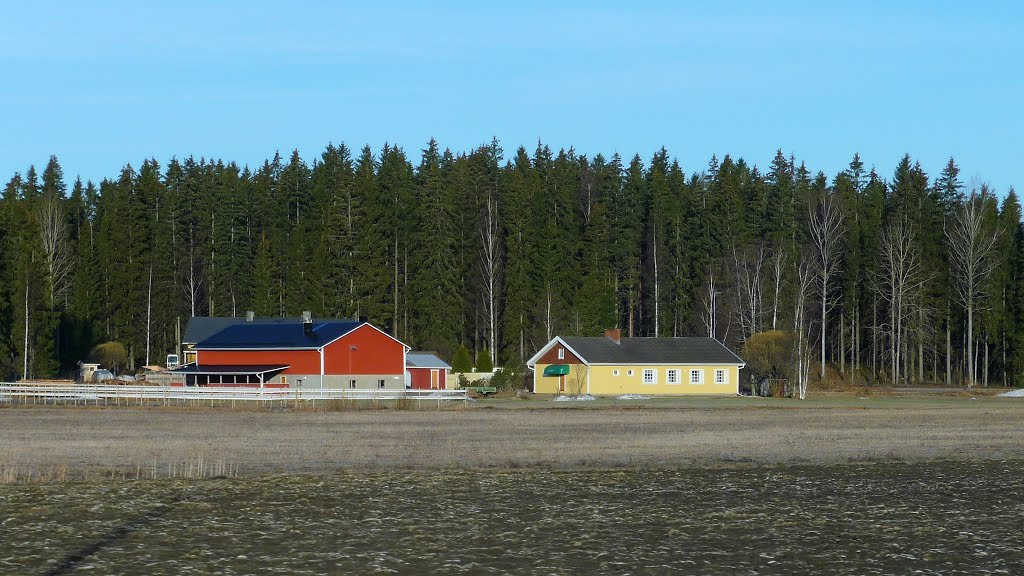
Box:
[451,345,472,374]
[500,147,535,363]
[410,139,462,356]
[613,155,646,336]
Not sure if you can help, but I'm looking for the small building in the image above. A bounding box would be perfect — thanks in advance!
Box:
[406,352,451,390]
[78,362,101,383]
[527,329,745,396]
[171,314,409,390]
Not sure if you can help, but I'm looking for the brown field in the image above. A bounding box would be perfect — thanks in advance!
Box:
[1,395,1022,481]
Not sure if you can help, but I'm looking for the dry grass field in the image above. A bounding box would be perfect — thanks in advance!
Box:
[2,396,1023,481]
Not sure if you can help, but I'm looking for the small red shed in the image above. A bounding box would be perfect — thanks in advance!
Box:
[406,352,451,390]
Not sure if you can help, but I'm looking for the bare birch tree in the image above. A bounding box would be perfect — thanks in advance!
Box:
[184,246,202,318]
[479,188,501,365]
[38,192,73,308]
[876,217,929,385]
[732,242,766,340]
[947,189,1001,388]
[699,267,718,338]
[652,222,660,337]
[793,253,814,399]
[808,193,844,380]
[769,247,787,330]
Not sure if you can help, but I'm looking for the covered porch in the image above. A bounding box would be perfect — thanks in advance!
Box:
[168,364,290,388]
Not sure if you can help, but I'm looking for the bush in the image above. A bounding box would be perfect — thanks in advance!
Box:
[475,349,494,373]
[89,342,128,374]
[489,365,521,392]
[451,346,473,374]
[743,331,795,397]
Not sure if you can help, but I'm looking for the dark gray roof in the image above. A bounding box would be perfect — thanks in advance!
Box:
[195,321,363,350]
[406,352,451,369]
[183,317,246,345]
[183,316,359,345]
[560,337,744,365]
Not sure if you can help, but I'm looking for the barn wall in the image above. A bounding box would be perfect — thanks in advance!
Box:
[324,325,405,375]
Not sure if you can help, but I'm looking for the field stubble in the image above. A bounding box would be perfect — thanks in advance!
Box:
[1,398,1022,480]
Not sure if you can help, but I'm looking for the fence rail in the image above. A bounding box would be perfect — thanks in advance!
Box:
[0,382,467,406]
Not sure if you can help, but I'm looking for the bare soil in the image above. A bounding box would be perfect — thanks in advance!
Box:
[2,397,1023,479]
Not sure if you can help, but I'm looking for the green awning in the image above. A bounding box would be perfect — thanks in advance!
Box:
[543,364,571,376]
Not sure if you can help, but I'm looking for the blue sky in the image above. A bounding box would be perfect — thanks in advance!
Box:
[2,1,1022,192]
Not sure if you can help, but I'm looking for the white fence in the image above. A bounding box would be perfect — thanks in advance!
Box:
[0,382,467,407]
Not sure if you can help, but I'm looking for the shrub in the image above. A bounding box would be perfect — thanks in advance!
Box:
[475,349,494,373]
[89,342,129,374]
[490,359,526,392]
[451,346,473,374]
[743,331,795,396]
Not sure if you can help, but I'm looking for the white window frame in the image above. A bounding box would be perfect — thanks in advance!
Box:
[557,348,564,360]
[613,369,620,376]
[666,369,681,385]
[715,369,728,384]
[690,369,704,385]
[627,370,634,377]
[642,369,657,385]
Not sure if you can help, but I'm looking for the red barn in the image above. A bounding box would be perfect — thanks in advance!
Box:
[172,315,409,389]
[406,352,451,390]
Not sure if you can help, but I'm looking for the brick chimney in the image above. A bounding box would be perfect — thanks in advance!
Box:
[604,328,621,344]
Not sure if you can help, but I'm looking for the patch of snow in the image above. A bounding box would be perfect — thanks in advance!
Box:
[998,388,1024,397]
[617,394,651,400]
[553,394,597,402]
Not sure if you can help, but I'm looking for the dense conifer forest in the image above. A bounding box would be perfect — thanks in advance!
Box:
[1,140,1021,388]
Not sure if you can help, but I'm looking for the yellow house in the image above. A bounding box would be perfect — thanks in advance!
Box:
[528,329,745,396]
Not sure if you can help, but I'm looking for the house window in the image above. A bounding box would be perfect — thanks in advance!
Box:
[557,348,564,360]
[643,369,656,384]
[349,379,357,388]
[281,376,287,384]
[690,369,703,385]
[613,369,620,376]
[627,370,634,377]
[378,379,386,388]
[667,369,681,385]
[715,369,728,384]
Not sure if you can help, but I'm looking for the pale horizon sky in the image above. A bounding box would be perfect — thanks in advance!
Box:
[2,1,1022,193]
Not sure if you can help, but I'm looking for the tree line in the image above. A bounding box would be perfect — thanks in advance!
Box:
[0,140,1021,389]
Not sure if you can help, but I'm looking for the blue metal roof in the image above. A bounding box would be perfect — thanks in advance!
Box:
[194,320,363,350]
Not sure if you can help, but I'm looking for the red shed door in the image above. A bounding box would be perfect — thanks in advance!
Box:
[430,369,439,389]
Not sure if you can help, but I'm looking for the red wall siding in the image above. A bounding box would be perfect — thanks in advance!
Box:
[409,367,446,389]
[537,341,584,364]
[197,349,320,375]
[324,324,405,375]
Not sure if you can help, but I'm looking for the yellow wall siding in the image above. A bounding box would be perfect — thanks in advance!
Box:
[533,363,585,394]
[534,364,739,395]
